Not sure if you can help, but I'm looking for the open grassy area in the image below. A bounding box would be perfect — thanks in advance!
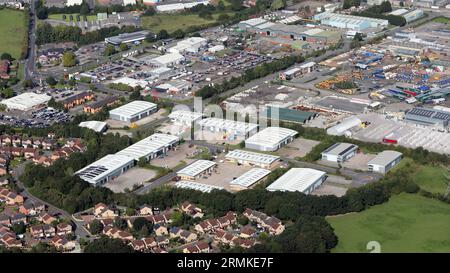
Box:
[432,16,450,24]
[327,193,450,253]
[141,13,226,33]
[48,13,97,22]
[414,165,448,194]
[0,9,27,59]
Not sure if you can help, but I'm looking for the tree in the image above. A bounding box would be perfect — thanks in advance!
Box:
[270,0,286,10]
[104,44,117,56]
[113,217,127,229]
[119,43,129,52]
[45,76,57,86]
[36,7,48,20]
[218,13,230,23]
[1,88,14,99]
[84,237,135,253]
[144,7,156,16]
[23,79,34,89]
[62,51,77,67]
[89,219,104,235]
[0,53,13,62]
[137,157,147,167]
[80,2,90,15]
[11,222,26,234]
[217,0,226,11]
[132,217,153,235]
[157,29,170,40]
[172,29,185,39]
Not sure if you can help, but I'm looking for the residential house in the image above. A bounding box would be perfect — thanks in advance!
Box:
[180,202,204,218]
[39,213,57,225]
[138,204,154,215]
[43,224,56,238]
[240,225,256,238]
[130,239,146,251]
[183,241,210,253]
[180,230,197,243]
[50,235,76,251]
[155,236,169,247]
[154,224,168,236]
[56,223,72,236]
[30,225,45,239]
[143,237,157,249]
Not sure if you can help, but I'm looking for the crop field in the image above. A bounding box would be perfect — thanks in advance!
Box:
[327,193,450,253]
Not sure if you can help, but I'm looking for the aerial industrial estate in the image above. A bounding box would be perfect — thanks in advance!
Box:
[0,0,449,256]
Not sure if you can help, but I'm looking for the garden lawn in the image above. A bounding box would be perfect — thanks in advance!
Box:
[414,164,448,194]
[327,193,450,253]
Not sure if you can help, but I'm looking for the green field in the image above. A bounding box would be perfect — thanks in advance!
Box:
[432,17,450,24]
[0,9,27,59]
[141,14,226,33]
[327,193,450,253]
[414,165,449,194]
[48,13,97,22]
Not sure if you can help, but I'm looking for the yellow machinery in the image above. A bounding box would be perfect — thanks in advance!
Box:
[130,123,138,129]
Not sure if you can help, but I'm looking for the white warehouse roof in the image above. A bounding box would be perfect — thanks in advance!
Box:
[225,149,280,165]
[230,168,271,189]
[116,133,179,160]
[109,100,157,119]
[327,116,362,136]
[175,181,224,193]
[169,110,204,124]
[197,118,258,134]
[245,127,298,150]
[1,92,51,111]
[368,150,402,167]
[75,154,134,185]
[151,52,185,66]
[177,160,217,178]
[266,168,326,193]
[78,121,108,133]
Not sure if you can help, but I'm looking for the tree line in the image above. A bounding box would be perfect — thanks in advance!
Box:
[35,22,141,46]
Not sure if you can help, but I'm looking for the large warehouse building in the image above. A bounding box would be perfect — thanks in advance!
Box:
[225,149,280,169]
[1,92,52,111]
[266,168,326,194]
[151,52,185,67]
[168,37,208,53]
[238,17,342,44]
[168,110,204,126]
[404,107,450,128]
[175,181,224,193]
[245,127,298,152]
[116,133,179,161]
[313,12,388,31]
[105,30,151,45]
[321,142,359,163]
[368,150,403,174]
[196,118,259,138]
[229,168,271,191]
[109,100,157,123]
[75,154,135,185]
[177,160,217,181]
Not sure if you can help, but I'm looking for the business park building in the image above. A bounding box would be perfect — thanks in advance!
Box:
[109,100,157,123]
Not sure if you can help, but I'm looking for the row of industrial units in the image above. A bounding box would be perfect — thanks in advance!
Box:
[321,142,403,174]
[75,133,180,185]
[238,17,342,44]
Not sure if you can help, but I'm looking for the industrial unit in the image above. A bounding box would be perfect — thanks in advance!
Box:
[174,180,224,193]
[245,127,298,152]
[168,110,204,126]
[78,121,108,133]
[1,92,52,111]
[238,18,342,44]
[327,116,362,136]
[116,133,179,161]
[266,168,326,194]
[105,30,151,45]
[229,168,271,191]
[75,154,135,185]
[368,150,403,174]
[225,149,280,169]
[109,100,157,123]
[263,106,318,124]
[169,37,208,54]
[404,107,450,128]
[321,142,359,163]
[196,118,259,138]
[150,52,186,67]
[176,160,217,181]
[313,12,388,31]
[279,62,318,80]
[389,9,424,23]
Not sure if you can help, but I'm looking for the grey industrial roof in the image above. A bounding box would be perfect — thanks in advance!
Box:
[322,142,358,157]
[225,149,280,165]
[368,151,402,167]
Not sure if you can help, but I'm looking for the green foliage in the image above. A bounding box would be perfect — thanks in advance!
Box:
[84,236,135,253]
[62,51,77,67]
[108,82,134,92]
[104,44,117,57]
[89,219,104,235]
